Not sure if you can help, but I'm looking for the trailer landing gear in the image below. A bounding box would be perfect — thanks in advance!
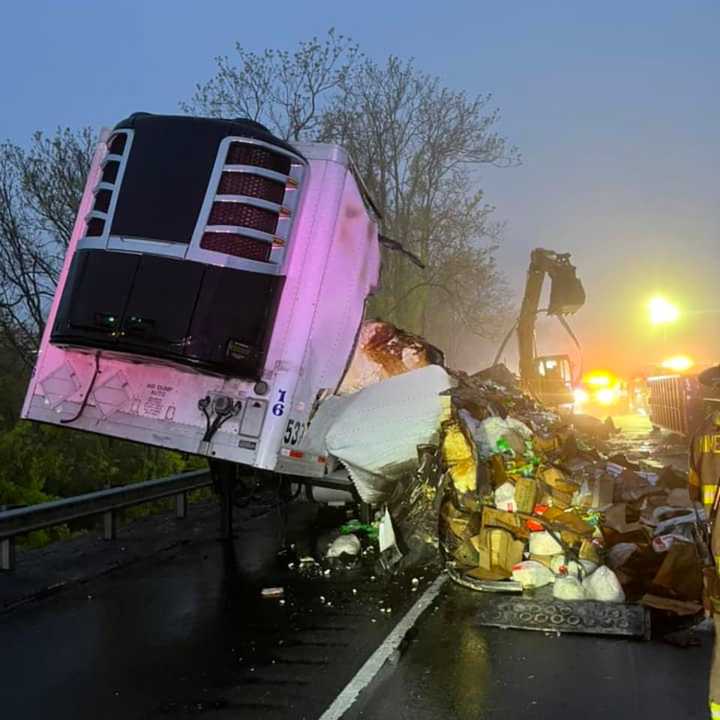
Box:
[209,459,245,540]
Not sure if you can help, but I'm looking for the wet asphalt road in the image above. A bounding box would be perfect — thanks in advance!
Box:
[0,416,709,720]
[0,500,439,720]
[0,495,711,720]
[345,582,711,720]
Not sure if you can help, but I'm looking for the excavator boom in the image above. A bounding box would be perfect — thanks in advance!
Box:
[517,249,585,405]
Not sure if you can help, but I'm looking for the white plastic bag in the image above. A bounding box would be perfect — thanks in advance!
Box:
[583,566,625,603]
[494,482,517,512]
[473,416,508,457]
[471,416,532,458]
[553,576,586,600]
[326,533,361,558]
[529,531,563,556]
[511,560,555,589]
[652,533,693,553]
[506,417,533,440]
[564,561,585,579]
[378,508,403,569]
[550,555,586,579]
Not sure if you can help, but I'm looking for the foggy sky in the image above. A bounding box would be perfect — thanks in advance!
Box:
[1,0,718,376]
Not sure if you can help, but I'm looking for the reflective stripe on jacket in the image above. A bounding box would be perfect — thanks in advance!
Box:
[689,412,720,514]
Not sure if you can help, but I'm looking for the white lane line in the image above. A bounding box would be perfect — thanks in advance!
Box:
[318,572,448,720]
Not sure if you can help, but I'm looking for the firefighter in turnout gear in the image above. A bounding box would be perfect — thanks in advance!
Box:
[690,366,720,719]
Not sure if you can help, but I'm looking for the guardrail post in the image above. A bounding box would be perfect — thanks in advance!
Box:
[1,537,16,572]
[103,510,116,540]
[176,491,188,519]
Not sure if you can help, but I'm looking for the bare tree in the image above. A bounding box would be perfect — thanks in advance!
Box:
[0,128,93,366]
[320,56,519,343]
[0,33,517,372]
[182,28,361,142]
[423,242,513,366]
[184,35,520,360]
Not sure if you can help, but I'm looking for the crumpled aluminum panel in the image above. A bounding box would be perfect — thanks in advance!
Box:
[474,594,650,638]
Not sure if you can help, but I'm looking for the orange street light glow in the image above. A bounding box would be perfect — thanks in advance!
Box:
[649,296,679,325]
[661,355,694,373]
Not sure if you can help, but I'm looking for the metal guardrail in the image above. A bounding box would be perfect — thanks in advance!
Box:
[0,469,212,572]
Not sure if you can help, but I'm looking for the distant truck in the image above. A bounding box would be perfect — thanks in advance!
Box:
[632,359,720,436]
[644,372,720,436]
[22,113,383,486]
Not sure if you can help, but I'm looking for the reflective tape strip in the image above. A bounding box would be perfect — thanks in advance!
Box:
[715,555,720,574]
[704,484,718,506]
[710,700,720,719]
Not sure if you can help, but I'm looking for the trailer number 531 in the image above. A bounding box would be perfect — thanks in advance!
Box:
[284,419,306,446]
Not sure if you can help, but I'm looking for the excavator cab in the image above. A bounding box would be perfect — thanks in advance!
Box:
[532,354,575,407]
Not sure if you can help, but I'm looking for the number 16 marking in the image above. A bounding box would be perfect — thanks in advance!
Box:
[273,388,287,416]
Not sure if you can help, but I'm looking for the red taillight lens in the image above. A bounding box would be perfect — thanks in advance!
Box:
[208,202,278,234]
[225,142,291,175]
[218,172,285,204]
[200,232,271,262]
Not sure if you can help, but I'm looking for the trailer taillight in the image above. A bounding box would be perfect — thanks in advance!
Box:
[226,142,291,175]
[208,202,278,234]
[198,138,304,265]
[218,172,285,204]
[200,232,271,262]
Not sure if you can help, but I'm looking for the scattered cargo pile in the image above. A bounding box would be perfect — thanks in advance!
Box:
[312,320,705,630]
[437,367,707,617]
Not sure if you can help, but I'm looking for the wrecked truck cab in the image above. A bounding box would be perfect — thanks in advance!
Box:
[22,113,381,476]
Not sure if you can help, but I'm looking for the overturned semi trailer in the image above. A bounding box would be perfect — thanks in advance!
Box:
[22,113,382,482]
